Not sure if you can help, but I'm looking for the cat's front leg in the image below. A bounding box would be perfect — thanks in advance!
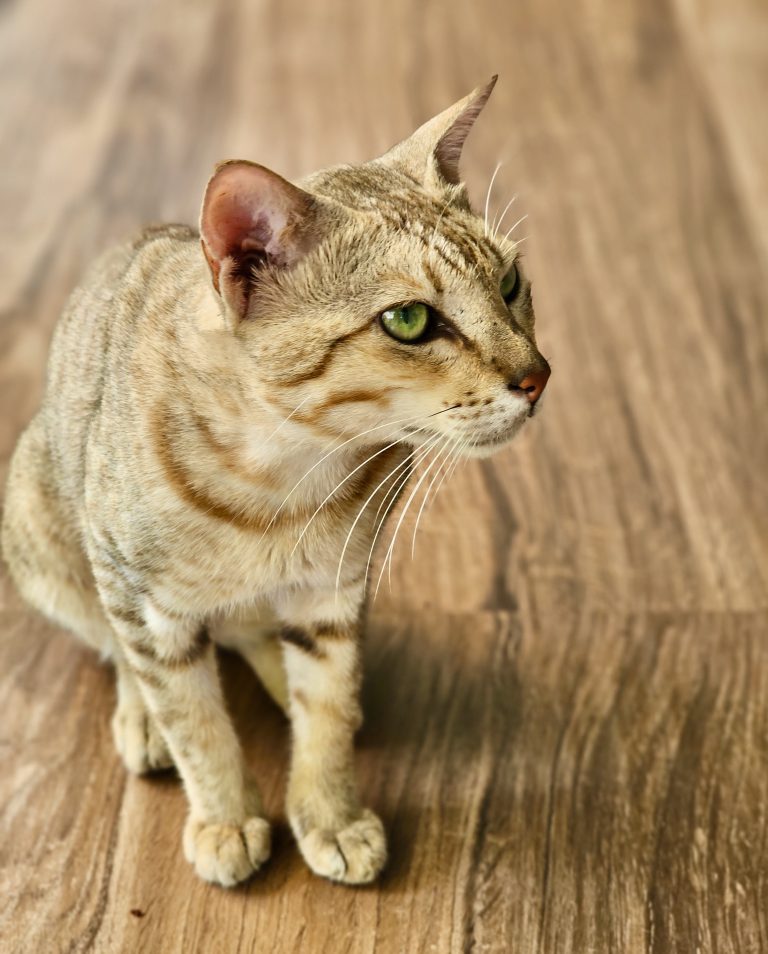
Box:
[276,586,387,885]
[103,597,271,887]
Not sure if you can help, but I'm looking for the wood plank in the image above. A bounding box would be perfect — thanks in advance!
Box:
[674,0,768,259]
[1,0,767,950]
[2,578,767,951]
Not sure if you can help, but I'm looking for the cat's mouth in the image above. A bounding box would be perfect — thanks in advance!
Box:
[403,400,536,456]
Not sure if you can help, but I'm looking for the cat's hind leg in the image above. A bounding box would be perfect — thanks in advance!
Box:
[2,417,109,653]
[112,653,174,774]
[2,418,171,774]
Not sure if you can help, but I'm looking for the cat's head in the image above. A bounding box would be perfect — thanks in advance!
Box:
[200,76,549,458]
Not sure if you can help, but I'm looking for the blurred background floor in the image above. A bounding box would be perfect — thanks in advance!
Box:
[1,0,767,952]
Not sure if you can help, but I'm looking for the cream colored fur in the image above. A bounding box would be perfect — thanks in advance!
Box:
[1,77,549,887]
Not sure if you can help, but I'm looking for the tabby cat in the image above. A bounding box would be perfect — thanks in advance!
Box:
[1,76,549,887]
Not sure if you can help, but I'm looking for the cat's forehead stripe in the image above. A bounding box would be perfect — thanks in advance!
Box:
[320,166,505,278]
[421,258,443,294]
[375,203,500,283]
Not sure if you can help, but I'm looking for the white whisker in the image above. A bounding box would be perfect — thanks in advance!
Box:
[430,439,462,506]
[491,194,517,241]
[426,436,469,516]
[261,394,312,444]
[375,442,447,597]
[503,213,528,243]
[290,420,438,557]
[484,162,503,237]
[373,463,406,521]
[334,453,415,599]
[409,437,456,559]
[334,434,441,598]
[260,409,445,541]
[363,437,439,595]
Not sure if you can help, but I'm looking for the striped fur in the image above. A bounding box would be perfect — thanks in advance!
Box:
[1,78,549,888]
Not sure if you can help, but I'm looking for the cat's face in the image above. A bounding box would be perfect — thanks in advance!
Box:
[200,77,549,459]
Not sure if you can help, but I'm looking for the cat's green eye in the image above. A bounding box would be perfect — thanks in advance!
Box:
[380,302,430,343]
[500,264,519,302]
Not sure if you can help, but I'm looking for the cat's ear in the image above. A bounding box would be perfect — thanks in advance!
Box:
[383,76,497,189]
[200,160,322,322]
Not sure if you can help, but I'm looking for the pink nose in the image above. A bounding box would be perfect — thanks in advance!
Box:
[510,367,550,404]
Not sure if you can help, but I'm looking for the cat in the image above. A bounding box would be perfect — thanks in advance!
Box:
[1,75,549,887]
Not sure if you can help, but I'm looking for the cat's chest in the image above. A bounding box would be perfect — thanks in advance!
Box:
[141,444,410,614]
[166,449,407,606]
[167,506,369,612]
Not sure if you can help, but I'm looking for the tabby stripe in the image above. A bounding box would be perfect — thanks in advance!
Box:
[191,411,280,489]
[281,626,324,658]
[93,528,148,576]
[479,235,506,268]
[152,405,281,531]
[432,242,469,279]
[438,220,488,274]
[314,621,356,641]
[106,603,145,628]
[375,206,475,281]
[421,258,444,294]
[305,388,389,416]
[128,664,165,691]
[123,625,211,669]
[277,324,372,386]
[378,209,408,232]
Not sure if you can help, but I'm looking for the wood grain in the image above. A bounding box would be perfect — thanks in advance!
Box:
[1,0,767,951]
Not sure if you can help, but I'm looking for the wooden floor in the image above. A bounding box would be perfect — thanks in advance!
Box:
[1,0,767,951]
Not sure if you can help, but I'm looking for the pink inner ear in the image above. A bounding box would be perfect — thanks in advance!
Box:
[200,161,308,269]
[211,194,272,259]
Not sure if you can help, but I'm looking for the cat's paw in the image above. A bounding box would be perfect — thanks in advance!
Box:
[296,809,387,884]
[112,703,173,775]
[183,816,271,887]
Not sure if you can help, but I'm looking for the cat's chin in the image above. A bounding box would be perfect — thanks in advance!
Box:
[461,422,528,458]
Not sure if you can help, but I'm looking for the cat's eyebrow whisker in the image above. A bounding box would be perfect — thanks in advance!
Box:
[483,162,503,238]
[409,437,457,559]
[374,440,448,598]
[334,434,441,600]
[290,421,441,557]
[491,194,517,242]
[502,213,528,244]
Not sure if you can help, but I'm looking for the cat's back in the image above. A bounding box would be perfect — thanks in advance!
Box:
[2,223,202,636]
[38,224,200,511]
[46,223,200,408]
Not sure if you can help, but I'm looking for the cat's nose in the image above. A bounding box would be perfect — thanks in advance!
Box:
[509,366,550,404]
